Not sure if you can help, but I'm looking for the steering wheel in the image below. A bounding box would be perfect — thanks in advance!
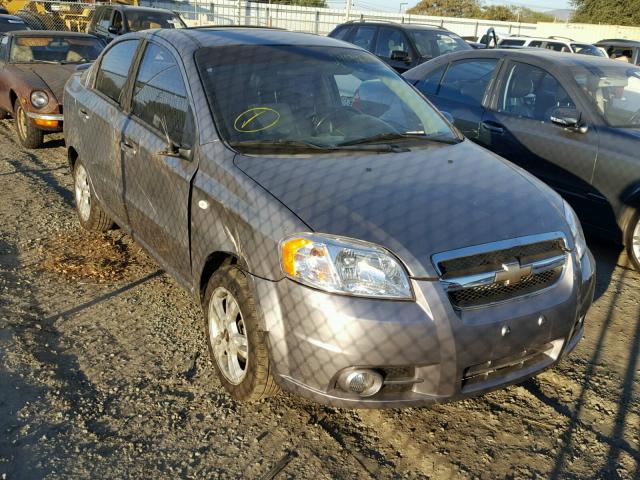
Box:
[314,106,359,134]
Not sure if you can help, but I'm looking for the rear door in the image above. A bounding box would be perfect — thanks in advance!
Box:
[481,60,600,218]
[120,41,197,282]
[80,38,140,224]
[416,58,500,140]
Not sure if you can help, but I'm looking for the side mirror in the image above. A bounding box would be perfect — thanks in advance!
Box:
[390,50,411,63]
[107,25,120,35]
[441,111,455,124]
[550,107,588,133]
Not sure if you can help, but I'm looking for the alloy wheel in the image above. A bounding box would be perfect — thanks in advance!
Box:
[208,287,249,385]
[633,218,640,266]
[74,164,91,222]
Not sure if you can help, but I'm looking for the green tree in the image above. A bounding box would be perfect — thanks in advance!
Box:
[513,7,555,22]
[407,0,483,18]
[572,0,640,25]
[482,5,516,21]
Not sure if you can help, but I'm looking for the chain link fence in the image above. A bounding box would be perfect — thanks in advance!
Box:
[10,0,536,37]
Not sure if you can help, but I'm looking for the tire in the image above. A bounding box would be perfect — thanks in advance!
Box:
[73,160,112,232]
[14,99,43,149]
[625,210,640,272]
[203,266,279,402]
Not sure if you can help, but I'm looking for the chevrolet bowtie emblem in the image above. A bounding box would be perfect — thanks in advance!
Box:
[495,260,533,285]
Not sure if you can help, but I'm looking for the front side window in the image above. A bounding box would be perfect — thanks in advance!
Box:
[572,64,640,127]
[112,11,123,32]
[195,45,456,152]
[410,30,470,58]
[545,42,569,52]
[131,43,189,145]
[375,28,409,59]
[438,59,498,106]
[499,62,575,121]
[95,39,139,103]
[125,11,185,32]
[9,35,104,64]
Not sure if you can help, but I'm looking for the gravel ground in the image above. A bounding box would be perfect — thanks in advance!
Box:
[0,123,639,479]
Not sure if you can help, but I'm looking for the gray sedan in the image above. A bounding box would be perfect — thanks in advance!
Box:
[63,28,595,408]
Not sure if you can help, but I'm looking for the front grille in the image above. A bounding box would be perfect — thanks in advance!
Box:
[449,269,561,309]
[380,366,416,393]
[433,234,567,309]
[439,239,565,278]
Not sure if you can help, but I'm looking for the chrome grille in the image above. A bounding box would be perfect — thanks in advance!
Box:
[433,233,568,309]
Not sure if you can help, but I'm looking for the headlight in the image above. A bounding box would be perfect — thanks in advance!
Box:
[563,201,587,259]
[279,233,412,299]
[30,90,49,108]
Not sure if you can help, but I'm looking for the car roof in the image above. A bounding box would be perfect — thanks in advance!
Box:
[339,20,446,31]
[97,5,178,14]
[404,47,628,78]
[151,27,360,49]
[596,39,640,46]
[4,30,97,38]
[0,14,25,21]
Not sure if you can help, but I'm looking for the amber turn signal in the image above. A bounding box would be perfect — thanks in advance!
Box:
[34,119,59,128]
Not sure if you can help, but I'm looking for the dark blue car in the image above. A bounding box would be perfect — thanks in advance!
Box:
[404,49,640,270]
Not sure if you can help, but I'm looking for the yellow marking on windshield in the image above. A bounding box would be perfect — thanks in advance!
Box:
[234,107,280,133]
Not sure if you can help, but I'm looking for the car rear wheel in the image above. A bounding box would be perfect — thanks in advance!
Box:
[203,266,279,402]
[626,211,640,271]
[14,99,43,149]
[73,160,112,232]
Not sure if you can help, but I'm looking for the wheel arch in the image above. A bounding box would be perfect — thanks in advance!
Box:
[198,251,249,303]
[619,184,640,244]
[67,145,79,172]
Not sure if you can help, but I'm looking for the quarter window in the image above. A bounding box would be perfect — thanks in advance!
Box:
[131,43,189,145]
[438,59,498,106]
[498,62,575,121]
[415,64,446,96]
[95,39,139,103]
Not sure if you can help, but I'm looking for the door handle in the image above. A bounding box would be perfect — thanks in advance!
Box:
[120,139,137,155]
[78,108,90,120]
[481,121,505,134]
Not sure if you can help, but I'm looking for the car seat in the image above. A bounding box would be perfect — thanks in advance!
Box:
[505,75,535,118]
[11,44,33,63]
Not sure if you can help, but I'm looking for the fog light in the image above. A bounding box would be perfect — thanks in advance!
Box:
[337,369,383,397]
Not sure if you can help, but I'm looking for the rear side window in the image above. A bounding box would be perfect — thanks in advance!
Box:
[350,26,376,52]
[438,59,498,106]
[95,39,139,103]
[131,43,189,145]
[97,9,112,30]
[529,41,543,48]
[415,64,446,96]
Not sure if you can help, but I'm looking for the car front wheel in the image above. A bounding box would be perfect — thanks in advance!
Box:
[203,265,279,402]
[73,160,112,232]
[626,211,640,271]
[14,99,43,149]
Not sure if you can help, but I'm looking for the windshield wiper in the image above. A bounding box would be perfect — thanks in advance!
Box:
[20,60,60,65]
[338,132,461,147]
[229,139,403,153]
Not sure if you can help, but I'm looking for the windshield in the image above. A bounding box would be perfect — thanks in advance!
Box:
[9,35,103,63]
[195,45,456,151]
[126,11,185,32]
[409,30,470,58]
[572,43,606,57]
[572,64,640,127]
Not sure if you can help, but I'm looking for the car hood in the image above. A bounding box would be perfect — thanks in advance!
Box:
[14,63,76,103]
[234,140,569,277]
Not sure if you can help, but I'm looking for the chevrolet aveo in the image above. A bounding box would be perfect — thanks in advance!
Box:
[64,28,595,407]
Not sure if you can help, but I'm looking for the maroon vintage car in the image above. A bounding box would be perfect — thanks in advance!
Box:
[0,30,104,148]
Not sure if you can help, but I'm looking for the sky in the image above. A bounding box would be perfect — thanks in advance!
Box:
[329,0,573,13]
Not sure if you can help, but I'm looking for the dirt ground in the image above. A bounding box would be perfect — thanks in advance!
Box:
[0,122,638,479]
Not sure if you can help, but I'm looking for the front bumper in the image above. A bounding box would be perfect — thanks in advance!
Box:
[254,248,596,408]
[25,111,63,131]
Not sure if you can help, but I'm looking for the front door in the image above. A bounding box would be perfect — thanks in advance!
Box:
[121,41,197,282]
[481,61,600,220]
